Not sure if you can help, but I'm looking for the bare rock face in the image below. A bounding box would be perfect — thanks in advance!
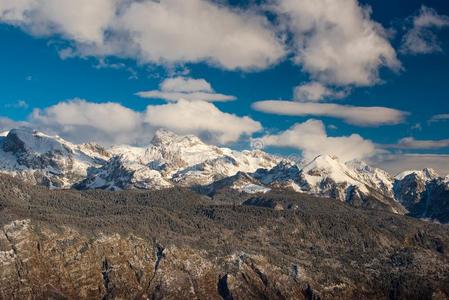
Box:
[1,174,449,299]
[0,220,311,300]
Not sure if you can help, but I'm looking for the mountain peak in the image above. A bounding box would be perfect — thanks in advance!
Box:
[152,128,179,143]
[151,129,204,147]
[2,127,71,155]
[301,154,344,173]
[395,168,439,181]
[422,168,439,179]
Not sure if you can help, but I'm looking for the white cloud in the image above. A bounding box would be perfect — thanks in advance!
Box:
[137,91,236,102]
[4,100,29,109]
[0,117,29,131]
[293,82,348,102]
[25,98,260,145]
[1,0,402,85]
[144,99,261,144]
[260,119,376,161]
[160,77,212,93]
[0,0,117,44]
[252,100,407,126]
[275,0,400,86]
[32,99,141,133]
[30,99,150,145]
[387,137,449,150]
[429,114,449,123]
[401,6,449,55]
[0,0,285,70]
[369,154,449,176]
[136,76,236,102]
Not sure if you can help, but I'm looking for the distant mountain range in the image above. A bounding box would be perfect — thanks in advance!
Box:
[1,128,448,222]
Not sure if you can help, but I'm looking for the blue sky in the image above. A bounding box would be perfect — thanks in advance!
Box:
[0,0,448,174]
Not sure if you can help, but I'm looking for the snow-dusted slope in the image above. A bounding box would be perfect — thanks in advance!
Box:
[288,155,403,213]
[346,160,394,196]
[394,168,439,211]
[202,171,271,195]
[0,128,110,188]
[75,155,173,191]
[1,127,447,219]
[207,155,405,213]
[77,129,280,190]
[299,155,371,196]
[395,168,439,181]
[252,155,392,198]
[172,150,279,186]
[393,168,449,221]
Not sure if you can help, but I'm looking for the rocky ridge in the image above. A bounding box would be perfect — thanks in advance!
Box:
[1,127,448,222]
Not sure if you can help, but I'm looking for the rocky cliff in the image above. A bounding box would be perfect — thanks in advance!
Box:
[0,220,314,299]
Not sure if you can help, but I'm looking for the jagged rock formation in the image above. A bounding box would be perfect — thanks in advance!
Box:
[394,169,449,222]
[1,174,449,299]
[0,128,110,188]
[0,220,311,299]
[207,155,407,214]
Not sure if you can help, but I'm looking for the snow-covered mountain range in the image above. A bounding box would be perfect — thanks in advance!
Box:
[1,128,448,221]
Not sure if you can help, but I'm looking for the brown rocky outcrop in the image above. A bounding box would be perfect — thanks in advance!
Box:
[0,220,313,300]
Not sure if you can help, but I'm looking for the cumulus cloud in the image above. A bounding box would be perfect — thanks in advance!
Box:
[136,77,236,102]
[159,77,212,93]
[144,99,261,144]
[275,0,400,86]
[252,100,407,126]
[25,98,260,145]
[369,154,449,176]
[31,99,141,133]
[0,0,116,44]
[30,99,151,145]
[293,82,348,102]
[401,6,449,55]
[0,0,285,70]
[386,137,449,150]
[0,0,402,86]
[260,119,376,162]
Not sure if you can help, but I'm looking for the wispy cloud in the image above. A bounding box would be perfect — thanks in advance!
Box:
[252,100,407,126]
[401,6,449,55]
[429,114,449,123]
[383,137,449,150]
[369,154,449,176]
[0,117,29,131]
[4,100,29,109]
